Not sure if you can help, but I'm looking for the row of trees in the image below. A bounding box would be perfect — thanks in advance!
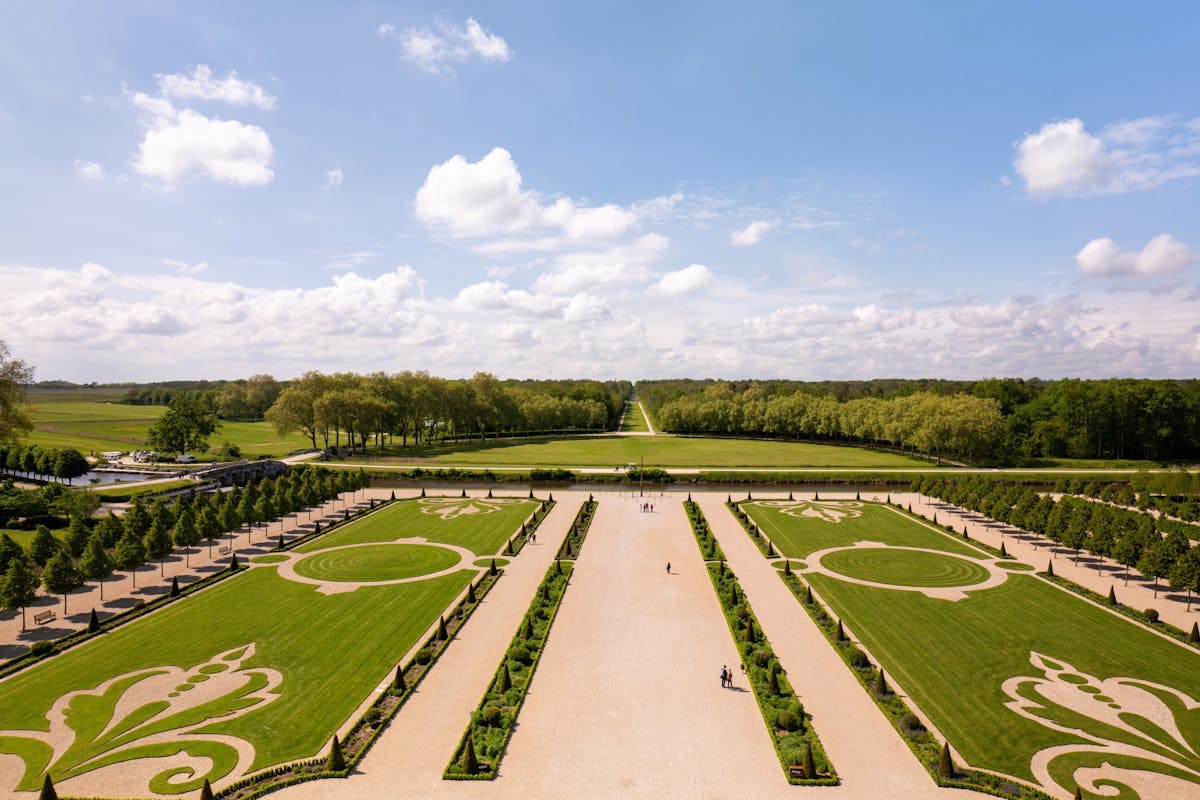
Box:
[639,378,1200,463]
[0,444,90,483]
[120,375,282,421]
[0,466,364,626]
[1052,472,1200,523]
[266,372,630,452]
[645,382,1003,463]
[0,341,34,447]
[914,476,1200,605]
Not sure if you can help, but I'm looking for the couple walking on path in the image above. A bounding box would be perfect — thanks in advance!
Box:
[720,663,746,689]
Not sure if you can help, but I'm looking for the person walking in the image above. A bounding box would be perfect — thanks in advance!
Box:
[720,666,728,688]
[724,665,732,689]
[665,562,671,574]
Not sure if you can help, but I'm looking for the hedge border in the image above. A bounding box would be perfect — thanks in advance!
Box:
[443,559,576,780]
[683,494,725,561]
[687,501,838,786]
[555,495,596,560]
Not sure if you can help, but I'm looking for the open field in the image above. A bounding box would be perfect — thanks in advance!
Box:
[366,435,935,469]
[618,401,649,432]
[24,391,313,458]
[0,497,533,797]
[742,499,1200,798]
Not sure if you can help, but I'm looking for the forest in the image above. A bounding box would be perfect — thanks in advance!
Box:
[638,378,1200,464]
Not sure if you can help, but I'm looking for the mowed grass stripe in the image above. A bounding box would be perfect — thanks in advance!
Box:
[294,543,459,582]
[806,567,1200,783]
[744,502,985,560]
[0,566,471,774]
[295,498,538,557]
[821,548,991,588]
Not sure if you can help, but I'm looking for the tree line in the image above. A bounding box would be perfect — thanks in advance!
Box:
[638,378,1200,464]
[913,475,1200,606]
[266,372,630,452]
[0,444,91,483]
[0,466,363,626]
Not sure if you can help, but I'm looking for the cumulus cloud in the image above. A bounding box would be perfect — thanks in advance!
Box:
[654,264,714,296]
[1076,234,1200,277]
[415,147,638,243]
[74,160,104,180]
[323,167,343,189]
[731,220,776,246]
[380,17,511,75]
[125,66,276,188]
[156,65,277,110]
[1014,116,1200,196]
[162,258,209,275]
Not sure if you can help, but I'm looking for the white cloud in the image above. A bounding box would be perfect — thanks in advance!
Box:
[380,17,511,75]
[162,259,209,275]
[156,65,277,110]
[1014,116,1200,196]
[731,220,776,246]
[655,264,714,296]
[323,167,344,189]
[1076,234,1200,277]
[74,160,104,181]
[415,147,638,244]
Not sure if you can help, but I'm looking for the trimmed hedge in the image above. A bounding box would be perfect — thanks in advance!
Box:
[726,500,776,558]
[683,497,725,561]
[445,561,575,779]
[556,496,597,560]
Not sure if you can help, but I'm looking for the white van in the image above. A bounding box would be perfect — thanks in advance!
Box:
[176,454,198,464]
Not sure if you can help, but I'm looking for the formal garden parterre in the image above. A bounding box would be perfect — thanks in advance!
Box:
[0,494,544,798]
[736,496,1200,800]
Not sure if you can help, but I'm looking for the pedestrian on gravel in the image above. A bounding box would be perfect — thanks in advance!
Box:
[724,665,732,688]
[666,562,670,574]
[720,666,728,688]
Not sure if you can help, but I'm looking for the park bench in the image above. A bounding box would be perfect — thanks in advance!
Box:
[33,610,56,625]
[788,765,807,779]
[218,545,231,555]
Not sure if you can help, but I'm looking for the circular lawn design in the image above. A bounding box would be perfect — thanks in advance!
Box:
[822,547,991,588]
[295,543,459,583]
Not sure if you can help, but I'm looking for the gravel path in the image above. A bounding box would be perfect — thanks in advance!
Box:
[695,495,977,800]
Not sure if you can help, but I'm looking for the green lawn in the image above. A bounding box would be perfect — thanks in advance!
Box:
[743,501,1200,796]
[619,402,649,432]
[820,547,992,588]
[24,391,313,458]
[293,496,538,557]
[365,435,932,469]
[293,543,459,582]
[0,497,537,795]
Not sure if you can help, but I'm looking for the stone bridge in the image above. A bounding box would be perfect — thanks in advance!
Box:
[189,459,287,487]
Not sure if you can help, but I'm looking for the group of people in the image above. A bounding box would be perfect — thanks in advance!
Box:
[640,502,655,512]
[719,664,743,689]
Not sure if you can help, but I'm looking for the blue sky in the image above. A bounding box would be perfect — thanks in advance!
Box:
[2,2,1198,382]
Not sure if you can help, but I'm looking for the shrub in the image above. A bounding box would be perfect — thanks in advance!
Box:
[326,734,346,771]
[509,644,532,665]
[767,669,779,694]
[1145,608,1160,623]
[199,779,214,800]
[394,665,407,692]
[461,732,479,775]
[436,616,449,640]
[1190,622,1199,644]
[414,647,436,665]
[899,712,925,736]
[803,741,817,777]
[847,648,871,670]
[873,668,890,696]
[87,608,100,633]
[776,709,800,731]
[481,706,502,727]
[1107,586,1117,605]
[39,774,57,800]
[936,742,955,778]
[30,641,55,657]
[752,649,771,668]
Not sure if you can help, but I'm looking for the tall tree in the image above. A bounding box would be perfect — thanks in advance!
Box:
[144,515,174,577]
[114,528,147,588]
[0,341,35,446]
[1168,547,1200,612]
[41,548,83,615]
[29,525,61,567]
[173,502,200,567]
[146,392,219,455]
[64,515,91,558]
[80,531,115,601]
[0,555,40,629]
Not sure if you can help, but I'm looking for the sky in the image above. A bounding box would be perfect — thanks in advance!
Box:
[2,1,1199,383]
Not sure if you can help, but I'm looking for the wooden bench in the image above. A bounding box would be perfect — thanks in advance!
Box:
[788,765,807,779]
[33,610,56,625]
[218,545,231,555]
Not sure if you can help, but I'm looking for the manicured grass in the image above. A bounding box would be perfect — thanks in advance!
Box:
[749,502,1200,794]
[742,501,984,560]
[294,497,540,557]
[618,402,649,432]
[23,391,312,458]
[366,435,933,469]
[293,543,460,582]
[89,479,195,498]
[820,548,992,588]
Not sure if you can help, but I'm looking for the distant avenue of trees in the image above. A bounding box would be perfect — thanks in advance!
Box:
[638,378,1200,464]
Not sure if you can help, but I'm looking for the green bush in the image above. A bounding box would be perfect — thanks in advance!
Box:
[413,647,436,665]
[847,648,871,670]
[481,706,502,727]
[899,712,925,736]
[776,709,801,731]
[1145,608,1160,623]
[509,644,532,665]
[29,641,55,657]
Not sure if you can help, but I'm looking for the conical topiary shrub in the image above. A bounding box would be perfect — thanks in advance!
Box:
[499,662,512,692]
[277,533,285,550]
[936,742,954,778]
[563,540,573,557]
[504,539,514,556]
[1107,586,1117,605]
[326,734,346,771]
[394,665,406,692]
[555,559,562,574]
[200,778,214,800]
[932,513,938,525]
[813,492,819,501]
[874,668,890,696]
[802,741,816,778]
[39,773,57,800]
[229,552,239,571]
[522,615,534,640]
[788,491,794,500]
[467,582,477,603]
[461,489,467,498]
[767,668,779,694]
[489,559,497,576]
[436,616,448,640]
[461,732,479,775]
[805,584,814,604]
[170,576,180,597]
[420,487,426,497]
[1047,560,1055,577]
[390,490,396,500]
[1189,621,1199,644]
[314,521,321,533]
[1073,788,1082,800]
[835,620,847,641]
[784,561,792,576]
[729,584,738,605]
[87,608,100,633]
[487,488,493,498]
[999,542,1007,558]
[541,581,550,601]
[856,491,861,500]
[744,620,757,644]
